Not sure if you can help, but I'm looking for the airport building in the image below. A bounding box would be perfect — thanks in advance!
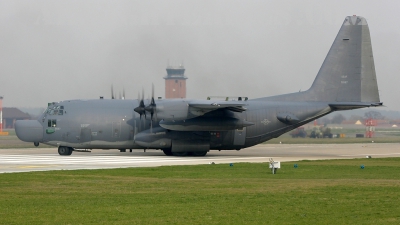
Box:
[2,108,31,129]
[164,65,187,99]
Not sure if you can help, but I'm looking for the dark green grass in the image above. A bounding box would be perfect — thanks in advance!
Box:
[1,158,400,224]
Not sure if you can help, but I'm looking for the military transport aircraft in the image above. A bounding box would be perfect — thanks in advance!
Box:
[15,16,382,156]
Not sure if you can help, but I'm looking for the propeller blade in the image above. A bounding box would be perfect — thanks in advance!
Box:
[134,87,148,122]
[145,85,156,116]
[152,83,154,100]
[111,85,115,99]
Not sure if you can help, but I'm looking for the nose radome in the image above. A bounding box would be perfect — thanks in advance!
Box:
[15,120,43,142]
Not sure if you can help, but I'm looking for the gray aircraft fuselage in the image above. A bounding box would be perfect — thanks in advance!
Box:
[35,99,329,149]
[15,16,382,156]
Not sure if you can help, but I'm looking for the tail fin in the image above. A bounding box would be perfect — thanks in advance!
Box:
[265,16,381,106]
[308,15,380,103]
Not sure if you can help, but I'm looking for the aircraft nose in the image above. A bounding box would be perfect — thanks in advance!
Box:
[15,120,43,142]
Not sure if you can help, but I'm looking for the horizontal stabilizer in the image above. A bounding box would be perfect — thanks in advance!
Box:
[329,102,383,110]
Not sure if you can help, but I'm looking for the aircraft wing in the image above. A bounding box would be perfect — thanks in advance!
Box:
[188,100,247,113]
[155,99,248,121]
[157,100,251,131]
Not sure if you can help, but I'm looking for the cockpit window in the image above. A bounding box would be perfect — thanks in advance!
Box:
[48,119,57,127]
[46,105,64,116]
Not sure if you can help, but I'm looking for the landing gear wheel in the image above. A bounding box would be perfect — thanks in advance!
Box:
[162,149,173,156]
[119,149,126,152]
[58,146,73,156]
[172,152,188,157]
[191,151,208,156]
[67,147,73,155]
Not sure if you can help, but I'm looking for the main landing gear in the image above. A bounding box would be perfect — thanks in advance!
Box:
[58,146,73,156]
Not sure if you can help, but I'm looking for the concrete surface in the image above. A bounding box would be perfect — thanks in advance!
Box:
[0,143,399,173]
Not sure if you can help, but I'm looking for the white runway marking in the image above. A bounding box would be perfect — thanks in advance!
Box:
[339,153,400,157]
[0,154,272,173]
[0,155,270,164]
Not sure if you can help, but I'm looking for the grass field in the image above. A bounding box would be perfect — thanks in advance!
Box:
[1,158,400,224]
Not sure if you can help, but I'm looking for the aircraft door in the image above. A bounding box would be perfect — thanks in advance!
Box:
[112,121,121,138]
[80,127,92,143]
[233,127,246,146]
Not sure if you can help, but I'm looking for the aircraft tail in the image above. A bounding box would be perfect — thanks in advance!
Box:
[308,15,380,103]
[266,16,381,107]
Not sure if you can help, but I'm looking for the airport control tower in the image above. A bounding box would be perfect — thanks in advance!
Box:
[0,96,8,136]
[164,65,187,99]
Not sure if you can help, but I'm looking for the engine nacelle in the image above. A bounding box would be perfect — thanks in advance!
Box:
[155,99,191,121]
[134,127,171,149]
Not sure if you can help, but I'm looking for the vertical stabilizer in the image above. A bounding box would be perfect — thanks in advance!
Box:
[264,16,381,105]
[308,16,380,103]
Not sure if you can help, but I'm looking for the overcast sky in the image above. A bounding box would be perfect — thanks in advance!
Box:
[1,0,399,111]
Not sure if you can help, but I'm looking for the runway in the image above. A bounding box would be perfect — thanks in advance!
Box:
[0,143,399,173]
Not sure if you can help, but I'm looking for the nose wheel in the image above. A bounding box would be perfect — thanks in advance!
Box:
[58,146,73,156]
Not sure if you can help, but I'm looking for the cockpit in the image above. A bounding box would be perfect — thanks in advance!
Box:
[42,104,65,127]
[45,105,64,116]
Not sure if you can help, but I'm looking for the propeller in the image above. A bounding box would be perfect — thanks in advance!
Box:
[134,89,146,119]
[144,84,158,133]
[145,84,156,120]
[134,89,146,132]
[134,84,157,133]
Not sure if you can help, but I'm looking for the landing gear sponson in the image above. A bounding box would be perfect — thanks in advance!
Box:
[162,149,208,156]
[57,147,207,156]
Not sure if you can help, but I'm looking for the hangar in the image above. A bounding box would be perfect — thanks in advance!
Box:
[2,108,31,129]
